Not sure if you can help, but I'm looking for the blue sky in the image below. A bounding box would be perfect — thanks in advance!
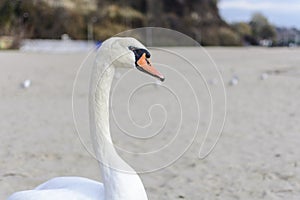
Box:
[219,0,300,28]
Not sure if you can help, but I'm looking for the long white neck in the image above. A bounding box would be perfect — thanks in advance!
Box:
[89,47,148,200]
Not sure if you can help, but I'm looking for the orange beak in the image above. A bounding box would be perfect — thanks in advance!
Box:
[137,53,165,82]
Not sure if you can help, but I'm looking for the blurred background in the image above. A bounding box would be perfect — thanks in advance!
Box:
[1,1,300,200]
[0,0,299,49]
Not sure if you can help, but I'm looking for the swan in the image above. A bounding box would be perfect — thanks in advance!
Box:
[7,37,165,200]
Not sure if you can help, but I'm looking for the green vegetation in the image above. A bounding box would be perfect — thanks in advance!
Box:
[232,12,277,45]
[250,13,276,40]
[0,0,87,40]
[0,0,279,47]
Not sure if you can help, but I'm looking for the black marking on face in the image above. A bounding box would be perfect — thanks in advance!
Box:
[128,46,151,66]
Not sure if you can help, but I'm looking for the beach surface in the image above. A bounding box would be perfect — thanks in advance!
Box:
[1,47,300,200]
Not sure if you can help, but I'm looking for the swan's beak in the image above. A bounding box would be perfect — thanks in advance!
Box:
[137,53,165,82]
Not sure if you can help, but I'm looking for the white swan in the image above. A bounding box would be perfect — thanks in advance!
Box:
[7,37,165,200]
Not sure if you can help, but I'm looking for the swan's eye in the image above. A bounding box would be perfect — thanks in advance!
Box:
[145,52,151,58]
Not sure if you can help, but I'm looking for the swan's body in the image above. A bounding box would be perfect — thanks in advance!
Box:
[8,177,104,200]
[7,37,164,200]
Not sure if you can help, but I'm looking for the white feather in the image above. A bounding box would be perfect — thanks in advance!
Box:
[8,37,149,200]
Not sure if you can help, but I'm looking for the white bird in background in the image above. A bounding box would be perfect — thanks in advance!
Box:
[208,78,218,85]
[260,72,269,80]
[8,37,165,200]
[21,79,31,89]
[229,75,239,86]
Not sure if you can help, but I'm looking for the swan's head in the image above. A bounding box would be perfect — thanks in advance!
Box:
[109,37,165,82]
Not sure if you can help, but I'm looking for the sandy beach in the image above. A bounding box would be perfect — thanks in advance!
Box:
[1,47,300,200]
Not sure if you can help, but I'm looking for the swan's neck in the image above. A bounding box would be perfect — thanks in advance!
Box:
[90,62,148,200]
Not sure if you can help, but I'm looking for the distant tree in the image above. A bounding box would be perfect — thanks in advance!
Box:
[232,22,252,36]
[218,27,241,46]
[232,22,257,45]
[0,0,19,35]
[249,12,276,40]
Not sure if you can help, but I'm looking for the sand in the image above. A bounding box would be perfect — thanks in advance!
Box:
[1,47,300,200]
